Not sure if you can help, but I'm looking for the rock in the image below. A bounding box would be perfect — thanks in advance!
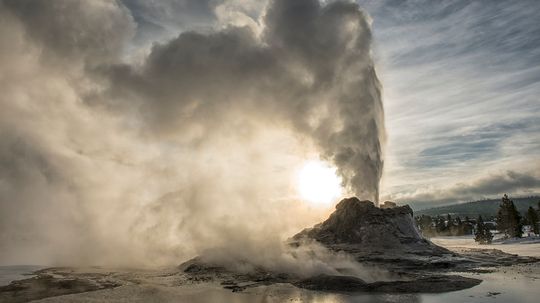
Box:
[366,275,482,293]
[0,273,120,303]
[293,197,448,256]
[293,274,368,292]
[293,274,482,293]
[177,197,537,294]
[380,201,397,209]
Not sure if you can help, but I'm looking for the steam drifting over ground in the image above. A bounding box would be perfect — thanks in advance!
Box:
[0,0,384,269]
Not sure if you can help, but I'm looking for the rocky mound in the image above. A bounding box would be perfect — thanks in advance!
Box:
[293,197,448,256]
[177,258,483,294]
[170,197,536,294]
[294,274,481,293]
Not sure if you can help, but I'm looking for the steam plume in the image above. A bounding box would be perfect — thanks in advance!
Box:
[0,0,384,266]
[105,0,385,202]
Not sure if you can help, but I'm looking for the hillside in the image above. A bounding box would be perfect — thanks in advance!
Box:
[414,196,540,218]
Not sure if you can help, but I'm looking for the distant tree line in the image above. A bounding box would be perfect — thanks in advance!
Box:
[415,214,477,237]
[414,196,540,219]
[415,194,540,245]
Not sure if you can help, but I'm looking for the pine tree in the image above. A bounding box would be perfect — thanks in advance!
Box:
[435,216,445,233]
[509,200,523,238]
[497,194,510,235]
[485,223,493,244]
[475,215,493,244]
[496,194,523,238]
[527,206,539,235]
[475,215,484,243]
[455,216,463,235]
[415,215,435,236]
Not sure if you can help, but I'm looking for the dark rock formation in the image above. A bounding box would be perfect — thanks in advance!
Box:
[294,274,482,293]
[293,197,448,256]
[0,270,120,303]
[178,257,484,294]
[174,197,537,294]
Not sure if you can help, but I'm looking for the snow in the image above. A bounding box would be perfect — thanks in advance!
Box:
[431,235,540,257]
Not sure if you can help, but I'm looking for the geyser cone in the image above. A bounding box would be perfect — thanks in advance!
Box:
[293,197,449,255]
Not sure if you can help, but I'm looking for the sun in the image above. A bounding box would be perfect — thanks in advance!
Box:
[297,160,342,207]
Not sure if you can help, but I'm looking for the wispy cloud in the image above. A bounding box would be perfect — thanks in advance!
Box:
[392,170,540,209]
[358,0,540,204]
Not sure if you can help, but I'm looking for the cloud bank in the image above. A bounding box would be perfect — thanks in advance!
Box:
[0,0,384,267]
[393,171,540,209]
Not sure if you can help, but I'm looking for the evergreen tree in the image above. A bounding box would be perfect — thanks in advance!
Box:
[497,196,509,236]
[435,216,445,233]
[475,215,493,244]
[462,216,473,235]
[485,222,493,243]
[415,215,435,236]
[527,206,539,235]
[455,216,463,235]
[509,200,523,238]
[422,215,432,230]
[496,194,523,238]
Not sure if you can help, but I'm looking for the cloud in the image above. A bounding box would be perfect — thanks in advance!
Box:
[413,119,540,167]
[387,170,540,208]
[2,0,135,66]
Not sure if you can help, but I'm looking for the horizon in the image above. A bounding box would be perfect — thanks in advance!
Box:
[411,194,540,212]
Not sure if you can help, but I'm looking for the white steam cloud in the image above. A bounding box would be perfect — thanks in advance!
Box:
[0,0,384,270]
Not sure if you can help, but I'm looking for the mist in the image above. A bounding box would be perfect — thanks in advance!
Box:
[0,0,385,272]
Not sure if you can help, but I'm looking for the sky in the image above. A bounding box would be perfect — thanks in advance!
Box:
[0,0,539,266]
[358,0,540,207]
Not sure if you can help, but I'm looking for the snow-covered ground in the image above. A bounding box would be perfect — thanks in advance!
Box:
[431,235,540,257]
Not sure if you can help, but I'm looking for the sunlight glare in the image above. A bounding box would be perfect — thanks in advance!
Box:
[297,160,342,207]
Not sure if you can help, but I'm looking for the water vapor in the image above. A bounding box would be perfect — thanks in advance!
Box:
[0,0,385,270]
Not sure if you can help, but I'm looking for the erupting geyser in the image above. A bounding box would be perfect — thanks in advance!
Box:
[265,0,386,204]
[0,0,388,266]
[179,198,483,294]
